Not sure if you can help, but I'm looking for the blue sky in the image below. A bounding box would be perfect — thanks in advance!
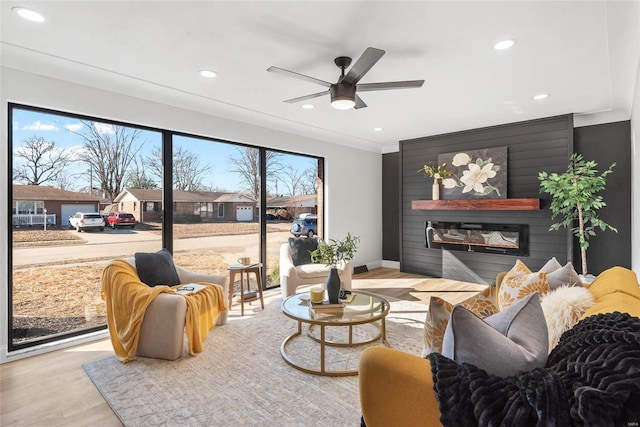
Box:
[12,107,316,193]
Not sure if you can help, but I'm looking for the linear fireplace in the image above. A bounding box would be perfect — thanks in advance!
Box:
[425,221,529,256]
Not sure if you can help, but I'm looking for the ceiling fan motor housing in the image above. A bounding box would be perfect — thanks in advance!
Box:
[330,83,356,104]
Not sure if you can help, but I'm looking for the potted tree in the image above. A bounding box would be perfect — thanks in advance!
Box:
[538,153,617,280]
[311,233,360,303]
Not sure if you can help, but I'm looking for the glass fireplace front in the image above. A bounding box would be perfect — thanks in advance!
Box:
[425,221,529,256]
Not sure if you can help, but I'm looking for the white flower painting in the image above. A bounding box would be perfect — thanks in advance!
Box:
[437,146,507,199]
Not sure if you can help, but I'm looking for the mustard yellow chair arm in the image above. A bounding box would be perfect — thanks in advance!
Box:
[359,347,442,427]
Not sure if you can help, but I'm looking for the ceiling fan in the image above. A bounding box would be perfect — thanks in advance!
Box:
[267,47,424,110]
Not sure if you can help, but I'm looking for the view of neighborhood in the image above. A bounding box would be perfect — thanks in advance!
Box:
[10,106,323,348]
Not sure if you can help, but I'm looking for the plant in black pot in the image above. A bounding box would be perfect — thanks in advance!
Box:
[311,233,360,303]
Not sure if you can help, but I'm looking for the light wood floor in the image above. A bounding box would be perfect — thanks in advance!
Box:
[0,268,486,427]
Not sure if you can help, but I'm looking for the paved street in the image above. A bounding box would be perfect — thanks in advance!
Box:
[13,228,291,267]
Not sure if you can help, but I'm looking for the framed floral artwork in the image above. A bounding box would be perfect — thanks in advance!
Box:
[437,146,507,199]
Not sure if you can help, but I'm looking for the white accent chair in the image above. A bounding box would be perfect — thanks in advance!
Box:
[122,257,228,360]
[279,242,352,299]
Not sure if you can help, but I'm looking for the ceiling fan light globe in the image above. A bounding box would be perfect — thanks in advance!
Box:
[331,99,355,110]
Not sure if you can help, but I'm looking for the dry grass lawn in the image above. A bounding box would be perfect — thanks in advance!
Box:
[11,222,288,342]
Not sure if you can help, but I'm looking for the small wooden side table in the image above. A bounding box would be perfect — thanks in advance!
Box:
[228,263,265,316]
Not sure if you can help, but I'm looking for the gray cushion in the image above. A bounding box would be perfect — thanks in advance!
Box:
[442,292,548,377]
[288,237,318,266]
[134,248,180,287]
[546,262,581,289]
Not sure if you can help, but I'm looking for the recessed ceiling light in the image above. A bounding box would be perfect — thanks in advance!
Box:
[374,127,383,132]
[533,93,549,100]
[199,70,217,78]
[302,104,314,109]
[12,7,45,22]
[494,39,514,50]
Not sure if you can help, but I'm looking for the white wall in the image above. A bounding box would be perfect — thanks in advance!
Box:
[0,67,382,361]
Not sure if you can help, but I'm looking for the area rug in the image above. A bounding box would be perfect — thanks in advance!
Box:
[83,295,426,427]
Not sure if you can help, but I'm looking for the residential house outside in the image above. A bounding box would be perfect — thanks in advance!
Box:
[267,194,318,219]
[112,189,258,224]
[12,185,103,227]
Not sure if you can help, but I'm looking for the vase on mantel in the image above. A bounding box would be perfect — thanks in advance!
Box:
[432,179,440,201]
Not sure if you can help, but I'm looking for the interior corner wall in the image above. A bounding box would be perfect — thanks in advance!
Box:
[0,66,382,361]
[574,121,632,274]
[382,152,400,261]
[400,115,573,283]
[632,57,640,275]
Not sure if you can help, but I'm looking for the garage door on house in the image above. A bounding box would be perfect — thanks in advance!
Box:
[61,204,97,226]
[236,206,254,222]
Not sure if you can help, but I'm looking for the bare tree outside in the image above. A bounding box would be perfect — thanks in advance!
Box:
[68,121,145,202]
[128,157,158,189]
[13,136,71,186]
[281,164,305,196]
[229,147,284,199]
[301,166,319,194]
[145,146,212,191]
[53,172,78,192]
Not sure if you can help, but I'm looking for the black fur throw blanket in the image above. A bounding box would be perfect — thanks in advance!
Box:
[426,312,640,427]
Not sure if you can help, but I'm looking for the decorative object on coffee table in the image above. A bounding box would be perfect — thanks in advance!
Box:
[538,153,617,276]
[311,233,360,303]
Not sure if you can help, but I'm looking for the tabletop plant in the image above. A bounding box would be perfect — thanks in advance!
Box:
[311,232,360,267]
[538,153,617,276]
[311,232,360,303]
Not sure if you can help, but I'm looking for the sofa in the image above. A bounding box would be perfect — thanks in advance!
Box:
[359,266,640,426]
[279,241,352,299]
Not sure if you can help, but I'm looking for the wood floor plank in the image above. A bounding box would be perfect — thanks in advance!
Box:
[0,267,484,426]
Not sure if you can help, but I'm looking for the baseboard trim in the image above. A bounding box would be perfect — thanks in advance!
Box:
[381,260,400,269]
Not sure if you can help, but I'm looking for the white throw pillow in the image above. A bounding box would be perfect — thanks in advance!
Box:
[541,285,595,351]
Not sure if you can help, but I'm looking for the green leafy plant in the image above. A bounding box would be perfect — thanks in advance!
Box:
[538,153,617,275]
[311,233,360,268]
[418,162,453,181]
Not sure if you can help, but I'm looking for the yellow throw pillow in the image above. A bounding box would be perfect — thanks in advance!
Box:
[422,285,498,356]
[498,259,551,310]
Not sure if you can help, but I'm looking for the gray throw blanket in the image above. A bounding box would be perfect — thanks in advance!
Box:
[427,312,640,427]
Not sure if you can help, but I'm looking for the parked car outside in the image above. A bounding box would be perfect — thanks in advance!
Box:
[290,214,317,237]
[68,212,105,232]
[107,212,136,229]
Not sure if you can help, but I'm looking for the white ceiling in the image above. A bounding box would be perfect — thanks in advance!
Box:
[2,1,639,153]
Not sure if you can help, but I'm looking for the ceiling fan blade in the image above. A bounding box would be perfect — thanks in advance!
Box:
[354,95,367,109]
[267,66,332,88]
[357,80,425,92]
[341,47,385,86]
[283,90,329,104]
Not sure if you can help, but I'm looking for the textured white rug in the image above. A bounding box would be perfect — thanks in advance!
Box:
[83,295,426,427]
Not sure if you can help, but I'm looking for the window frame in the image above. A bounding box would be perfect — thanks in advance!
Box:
[7,102,325,353]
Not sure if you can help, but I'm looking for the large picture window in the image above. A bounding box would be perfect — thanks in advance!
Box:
[8,103,324,352]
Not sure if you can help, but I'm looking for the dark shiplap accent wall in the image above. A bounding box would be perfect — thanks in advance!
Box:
[574,121,632,274]
[400,115,573,282]
[382,152,400,261]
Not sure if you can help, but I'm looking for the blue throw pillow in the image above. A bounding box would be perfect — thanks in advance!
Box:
[134,248,180,287]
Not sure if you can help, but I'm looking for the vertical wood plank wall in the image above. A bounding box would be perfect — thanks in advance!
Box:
[400,115,573,282]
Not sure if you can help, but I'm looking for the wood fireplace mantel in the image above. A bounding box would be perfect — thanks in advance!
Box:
[411,198,540,211]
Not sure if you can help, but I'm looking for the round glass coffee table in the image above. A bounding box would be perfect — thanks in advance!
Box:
[280,290,390,376]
